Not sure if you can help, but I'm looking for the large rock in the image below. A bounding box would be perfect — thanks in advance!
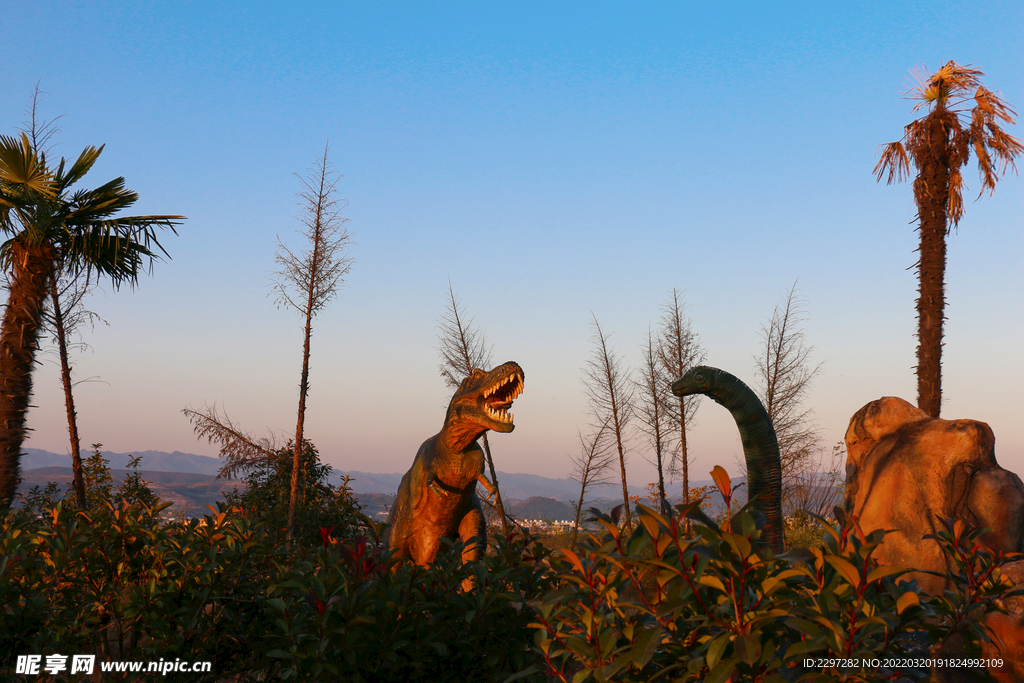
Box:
[845,397,1024,591]
[845,397,1024,681]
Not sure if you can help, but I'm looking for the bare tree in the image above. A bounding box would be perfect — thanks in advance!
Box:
[271,142,354,540]
[788,440,846,520]
[182,403,277,479]
[634,327,672,509]
[754,281,822,513]
[42,272,106,508]
[20,84,102,509]
[437,280,511,535]
[569,417,615,547]
[582,313,634,529]
[657,289,705,509]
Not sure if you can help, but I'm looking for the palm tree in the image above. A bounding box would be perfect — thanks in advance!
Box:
[0,133,182,506]
[875,62,1022,417]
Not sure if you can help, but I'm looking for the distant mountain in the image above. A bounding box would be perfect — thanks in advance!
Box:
[511,497,575,522]
[334,470,652,502]
[17,466,243,517]
[23,448,224,476]
[20,448,749,515]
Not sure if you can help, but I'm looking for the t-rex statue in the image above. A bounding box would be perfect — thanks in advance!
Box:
[384,361,524,567]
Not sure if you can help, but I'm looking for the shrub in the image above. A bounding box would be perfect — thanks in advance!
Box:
[1,491,555,681]
[529,466,1022,683]
[222,439,364,546]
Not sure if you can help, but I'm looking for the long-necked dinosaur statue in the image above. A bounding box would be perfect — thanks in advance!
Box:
[384,361,525,567]
[671,365,785,553]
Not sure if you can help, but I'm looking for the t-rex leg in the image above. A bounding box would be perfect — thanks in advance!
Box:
[458,501,486,564]
[408,529,442,567]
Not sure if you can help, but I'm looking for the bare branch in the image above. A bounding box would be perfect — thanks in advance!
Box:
[569,417,616,546]
[754,281,822,510]
[182,403,277,480]
[582,313,634,528]
[656,288,705,490]
[633,327,672,502]
[437,279,492,389]
[270,142,354,318]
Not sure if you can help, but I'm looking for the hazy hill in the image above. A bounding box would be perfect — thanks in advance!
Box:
[20,448,781,519]
[23,448,223,476]
[17,466,244,517]
[511,496,575,522]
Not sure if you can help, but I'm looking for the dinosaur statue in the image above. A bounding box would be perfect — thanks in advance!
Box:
[384,361,525,567]
[671,365,785,553]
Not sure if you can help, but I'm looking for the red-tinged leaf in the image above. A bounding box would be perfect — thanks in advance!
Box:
[897,591,920,614]
[560,547,585,575]
[710,466,732,500]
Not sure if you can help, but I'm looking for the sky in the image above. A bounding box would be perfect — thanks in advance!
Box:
[2,1,1022,490]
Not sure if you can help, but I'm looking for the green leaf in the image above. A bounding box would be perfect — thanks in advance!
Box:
[706,633,731,669]
[266,649,294,659]
[783,638,823,660]
[502,665,544,683]
[705,656,737,683]
[631,625,664,669]
[734,633,761,665]
[824,555,861,587]
[866,565,906,584]
[699,575,727,592]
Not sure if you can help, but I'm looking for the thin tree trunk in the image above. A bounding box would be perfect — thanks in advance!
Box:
[678,396,691,533]
[49,279,86,508]
[613,414,630,530]
[0,244,55,507]
[287,285,315,540]
[915,112,951,418]
[480,433,510,536]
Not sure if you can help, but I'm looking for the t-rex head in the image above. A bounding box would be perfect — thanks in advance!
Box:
[445,361,525,437]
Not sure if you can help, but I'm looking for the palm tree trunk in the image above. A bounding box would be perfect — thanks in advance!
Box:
[914,112,952,418]
[0,244,56,507]
[49,280,87,508]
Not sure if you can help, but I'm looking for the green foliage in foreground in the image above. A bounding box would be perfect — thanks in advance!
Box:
[530,469,1023,683]
[0,498,553,682]
[1,462,1020,682]
[222,439,364,547]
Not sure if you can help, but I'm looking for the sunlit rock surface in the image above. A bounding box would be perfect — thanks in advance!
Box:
[845,397,1024,681]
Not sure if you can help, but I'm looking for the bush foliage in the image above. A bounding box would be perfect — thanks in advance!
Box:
[1,465,553,681]
[1,462,1020,682]
[530,466,1023,682]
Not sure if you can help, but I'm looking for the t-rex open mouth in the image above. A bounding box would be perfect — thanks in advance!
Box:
[482,368,524,425]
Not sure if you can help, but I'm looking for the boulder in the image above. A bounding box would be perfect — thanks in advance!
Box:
[845,397,1024,592]
[845,397,1024,681]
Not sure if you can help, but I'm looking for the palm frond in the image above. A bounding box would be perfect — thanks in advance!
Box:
[54,145,104,190]
[946,168,964,226]
[874,142,910,184]
[0,133,54,197]
[909,61,984,111]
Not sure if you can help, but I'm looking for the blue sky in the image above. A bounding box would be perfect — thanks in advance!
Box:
[3,1,1022,487]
